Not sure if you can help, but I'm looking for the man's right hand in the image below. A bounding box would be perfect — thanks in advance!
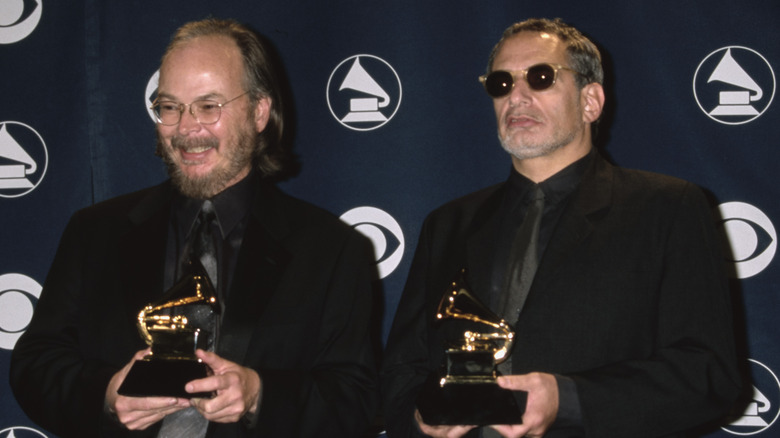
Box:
[105,349,190,430]
[414,408,476,438]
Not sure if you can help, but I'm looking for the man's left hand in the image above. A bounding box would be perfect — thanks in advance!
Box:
[186,350,261,423]
[489,372,559,438]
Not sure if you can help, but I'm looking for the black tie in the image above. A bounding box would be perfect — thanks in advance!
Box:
[183,200,219,288]
[500,184,545,323]
[496,185,544,380]
[159,200,219,438]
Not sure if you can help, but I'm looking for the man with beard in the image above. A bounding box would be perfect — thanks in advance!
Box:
[10,18,377,438]
[381,18,740,438]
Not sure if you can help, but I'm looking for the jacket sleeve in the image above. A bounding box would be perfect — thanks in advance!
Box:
[10,212,130,437]
[571,183,742,437]
[381,216,438,438]
[244,229,379,438]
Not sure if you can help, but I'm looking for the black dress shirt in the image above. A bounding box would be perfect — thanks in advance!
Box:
[165,172,257,298]
[487,151,595,312]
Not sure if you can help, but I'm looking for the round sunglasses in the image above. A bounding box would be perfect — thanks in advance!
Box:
[478,63,581,98]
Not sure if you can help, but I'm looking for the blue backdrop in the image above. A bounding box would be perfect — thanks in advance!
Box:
[2,1,779,436]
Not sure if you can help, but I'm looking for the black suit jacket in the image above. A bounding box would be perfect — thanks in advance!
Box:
[382,154,741,438]
[11,179,378,438]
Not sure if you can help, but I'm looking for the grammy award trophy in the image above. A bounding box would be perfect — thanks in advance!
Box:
[118,261,219,398]
[416,269,526,425]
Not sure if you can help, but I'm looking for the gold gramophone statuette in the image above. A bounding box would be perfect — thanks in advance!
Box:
[436,278,515,386]
[416,268,525,426]
[118,260,220,398]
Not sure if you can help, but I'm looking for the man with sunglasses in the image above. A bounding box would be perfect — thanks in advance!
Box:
[382,18,740,438]
[11,18,377,437]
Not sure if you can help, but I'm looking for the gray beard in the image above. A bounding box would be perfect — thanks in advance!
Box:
[156,129,255,200]
[498,129,575,161]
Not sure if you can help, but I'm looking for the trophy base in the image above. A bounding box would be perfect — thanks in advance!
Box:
[117,359,212,399]
[416,373,526,426]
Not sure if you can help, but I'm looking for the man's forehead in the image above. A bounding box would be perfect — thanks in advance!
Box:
[158,36,244,90]
[494,32,566,66]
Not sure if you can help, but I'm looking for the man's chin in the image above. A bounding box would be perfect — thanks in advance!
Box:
[171,172,221,200]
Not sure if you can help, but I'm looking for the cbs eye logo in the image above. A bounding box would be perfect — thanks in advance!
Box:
[145,70,160,123]
[0,0,43,44]
[340,206,405,279]
[0,273,42,350]
[717,202,776,279]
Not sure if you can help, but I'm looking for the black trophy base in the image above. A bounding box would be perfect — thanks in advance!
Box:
[416,373,526,426]
[118,359,212,399]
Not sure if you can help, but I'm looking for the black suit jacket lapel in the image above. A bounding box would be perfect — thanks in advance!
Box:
[118,184,172,334]
[217,182,291,364]
[530,155,614,299]
[465,185,505,304]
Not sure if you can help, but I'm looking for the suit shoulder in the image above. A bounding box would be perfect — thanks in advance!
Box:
[608,166,711,213]
[611,166,701,196]
[413,183,503,240]
[268,187,357,237]
[71,182,169,223]
[427,183,503,221]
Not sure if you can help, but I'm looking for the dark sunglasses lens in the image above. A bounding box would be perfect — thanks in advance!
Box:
[485,71,514,97]
[526,64,556,90]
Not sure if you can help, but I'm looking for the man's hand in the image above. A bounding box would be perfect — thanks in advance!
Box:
[187,349,262,423]
[489,372,559,438]
[105,349,190,430]
[414,408,476,438]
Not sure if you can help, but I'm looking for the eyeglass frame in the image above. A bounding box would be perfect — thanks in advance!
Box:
[478,63,584,98]
[150,91,251,126]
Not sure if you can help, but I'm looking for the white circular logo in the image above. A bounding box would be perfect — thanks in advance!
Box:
[327,55,402,131]
[0,427,49,438]
[722,359,780,435]
[0,273,42,350]
[717,202,776,279]
[340,207,405,279]
[0,121,48,198]
[0,0,42,44]
[693,46,776,125]
[145,70,160,123]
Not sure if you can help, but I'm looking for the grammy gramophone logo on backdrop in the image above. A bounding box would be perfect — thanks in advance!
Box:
[722,359,780,436]
[693,46,775,125]
[327,55,402,131]
[0,426,49,438]
[0,122,48,198]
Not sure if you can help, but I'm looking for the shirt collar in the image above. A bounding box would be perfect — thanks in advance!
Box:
[174,170,257,239]
[506,149,595,206]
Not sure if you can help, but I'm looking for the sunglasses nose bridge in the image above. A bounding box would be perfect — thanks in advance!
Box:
[507,70,535,102]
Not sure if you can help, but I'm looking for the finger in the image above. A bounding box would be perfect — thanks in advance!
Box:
[132,348,151,361]
[125,402,189,430]
[114,396,187,430]
[414,409,476,438]
[490,424,530,438]
[496,375,523,390]
[191,377,244,422]
[194,349,223,370]
[186,373,223,396]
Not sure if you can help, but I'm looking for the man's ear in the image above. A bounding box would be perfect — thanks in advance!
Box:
[581,82,605,123]
[254,96,272,133]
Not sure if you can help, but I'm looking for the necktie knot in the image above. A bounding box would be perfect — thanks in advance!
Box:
[528,184,545,203]
[196,199,216,227]
[183,200,219,288]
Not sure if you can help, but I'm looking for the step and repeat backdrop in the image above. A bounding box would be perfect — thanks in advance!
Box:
[1,1,779,436]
